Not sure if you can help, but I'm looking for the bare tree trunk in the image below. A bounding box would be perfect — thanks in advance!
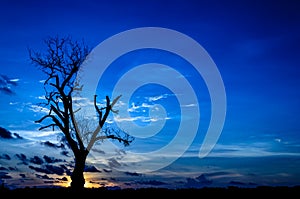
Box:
[70,153,87,189]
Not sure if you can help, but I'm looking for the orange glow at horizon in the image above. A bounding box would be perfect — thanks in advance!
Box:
[53,175,71,188]
[84,173,121,188]
[53,174,120,189]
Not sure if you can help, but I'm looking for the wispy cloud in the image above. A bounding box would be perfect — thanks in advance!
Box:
[180,103,197,108]
[128,102,149,113]
[114,115,170,124]
[196,142,300,158]
[146,94,173,102]
[28,104,50,114]
[0,74,18,95]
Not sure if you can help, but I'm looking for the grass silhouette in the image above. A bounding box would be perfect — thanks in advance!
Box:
[1,185,299,197]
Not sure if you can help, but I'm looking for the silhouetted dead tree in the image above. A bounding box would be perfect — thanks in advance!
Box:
[29,36,134,189]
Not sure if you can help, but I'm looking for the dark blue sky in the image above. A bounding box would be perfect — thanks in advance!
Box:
[0,0,300,189]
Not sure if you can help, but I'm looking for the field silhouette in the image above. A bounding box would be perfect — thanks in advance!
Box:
[1,186,300,197]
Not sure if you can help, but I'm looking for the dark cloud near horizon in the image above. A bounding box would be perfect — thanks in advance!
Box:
[43,155,64,164]
[184,177,212,189]
[8,166,17,171]
[203,171,232,178]
[13,133,23,139]
[91,148,105,155]
[24,153,70,176]
[30,156,44,165]
[184,173,214,189]
[41,140,65,149]
[0,74,18,95]
[59,164,71,174]
[60,150,70,157]
[0,167,8,171]
[0,171,12,179]
[102,168,112,173]
[29,165,51,174]
[15,153,28,165]
[134,180,167,186]
[19,173,26,178]
[0,166,18,172]
[107,158,122,168]
[195,174,213,184]
[115,149,126,156]
[229,181,257,187]
[183,171,248,189]
[0,153,11,160]
[124,171,142,177]
[29,164,65,176]
[14,152,69,172]
[106,186,121,190]
[0,127,23,139]
[35,173,53,180]
[57,176,68,181]
[43,180,60,184]
[0,126,13,139]
[84,165,101,172]
[45,164,66,176]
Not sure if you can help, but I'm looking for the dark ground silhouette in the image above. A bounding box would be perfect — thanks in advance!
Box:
[1,186,299,197]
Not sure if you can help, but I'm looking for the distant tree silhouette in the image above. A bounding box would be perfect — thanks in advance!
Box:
[29,36,133,189]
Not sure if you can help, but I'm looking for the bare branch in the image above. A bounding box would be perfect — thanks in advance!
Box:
[69,97,85,151]
[94,95,102,122]
[86,94,133,151]
[95,134,133,147]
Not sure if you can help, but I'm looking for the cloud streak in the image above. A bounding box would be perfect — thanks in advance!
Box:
[0,74,18,95]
